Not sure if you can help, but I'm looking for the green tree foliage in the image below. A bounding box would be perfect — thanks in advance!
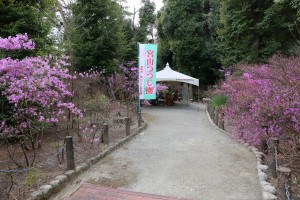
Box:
[157,0,221,87]
[156,9,172,69]
[137,0,156,43]
[289,0,300,17]
[71,0,125,73]
[122,17,137,61]
[0,0,56,58]
[218,0,300,66]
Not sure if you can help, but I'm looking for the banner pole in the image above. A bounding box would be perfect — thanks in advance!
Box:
[137,43,141,113]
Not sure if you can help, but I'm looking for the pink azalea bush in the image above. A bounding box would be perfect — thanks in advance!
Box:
[109,62,139,116]
[113,61,139,100]
[156,83,168,94]
[0,33,35,50]
[218,55,300,146]
[0,34,81,140]
[111,62,169,102]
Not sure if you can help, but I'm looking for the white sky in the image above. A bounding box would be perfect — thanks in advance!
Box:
[124,0,164,13]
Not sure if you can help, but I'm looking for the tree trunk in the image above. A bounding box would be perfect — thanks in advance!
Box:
[106,76,116,101]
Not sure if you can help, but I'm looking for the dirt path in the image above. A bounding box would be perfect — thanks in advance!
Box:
[50,103,262,200]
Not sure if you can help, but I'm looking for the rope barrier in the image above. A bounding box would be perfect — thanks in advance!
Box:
[285,183,291,200]
[46,143,66,164]
[0,168,30,174]
[0,143,65,173]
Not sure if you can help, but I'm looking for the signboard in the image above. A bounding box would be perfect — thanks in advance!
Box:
[138,43,157,100]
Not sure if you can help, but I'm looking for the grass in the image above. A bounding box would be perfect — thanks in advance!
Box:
[210,94,228,108]
[26,168,39,188]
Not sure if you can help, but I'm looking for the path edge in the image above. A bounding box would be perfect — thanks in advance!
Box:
[28,121,148,200]
[205,107,278,200]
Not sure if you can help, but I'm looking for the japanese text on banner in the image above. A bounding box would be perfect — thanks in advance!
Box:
[138,44,157,100]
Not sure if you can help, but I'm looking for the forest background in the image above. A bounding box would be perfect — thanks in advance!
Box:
[0,0,300,199]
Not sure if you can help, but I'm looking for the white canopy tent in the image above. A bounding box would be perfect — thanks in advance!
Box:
[156,63,199,86]
[156,63,200,110]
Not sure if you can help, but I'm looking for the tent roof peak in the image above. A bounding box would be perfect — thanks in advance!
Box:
[164,63,172,70]
[157,63,199,86]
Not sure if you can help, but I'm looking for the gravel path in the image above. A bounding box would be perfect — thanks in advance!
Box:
[50,103,262,200]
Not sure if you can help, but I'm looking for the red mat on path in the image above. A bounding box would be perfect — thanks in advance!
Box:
[68,184,188,200]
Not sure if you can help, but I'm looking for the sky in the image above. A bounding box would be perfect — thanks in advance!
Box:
[124,0,164,13]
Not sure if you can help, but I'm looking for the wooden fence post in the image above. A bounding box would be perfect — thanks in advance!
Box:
[65,136,75,170]
[102,124,109,146]
[214,108,219,125]
[125,117,130,136]
[260,139,268,154]
[211,105,215,123]
[211,104,214,121]
[278,167,292,200]
[207,103,211,116]
[219,112,225,130]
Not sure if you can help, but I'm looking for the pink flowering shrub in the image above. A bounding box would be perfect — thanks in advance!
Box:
[0,34,81,150]
[110,63,169,110]
[107,62,139,117]
[141,100,152,106]
[0,33,35,51]
[218,55,300,146]
[156,83,168,94]
[114,61,139,100]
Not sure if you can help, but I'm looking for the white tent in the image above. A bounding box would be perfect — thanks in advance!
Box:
[156,63,199,86]
[156,63,200,110]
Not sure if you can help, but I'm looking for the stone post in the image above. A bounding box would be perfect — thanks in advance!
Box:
[102,124,109,146]
[138,112,142,127]
[219,112,225,130]
[260,139,268,155]
[125,117,130,136]
[211,105,215,123]
[214,108,219,125]
[65,136,75,170]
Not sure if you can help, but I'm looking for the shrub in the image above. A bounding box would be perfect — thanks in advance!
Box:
[218,55,300,146]
[0,34,81,166]
[210,94,228,108]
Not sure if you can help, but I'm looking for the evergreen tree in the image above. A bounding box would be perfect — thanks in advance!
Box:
[0,0,56,58]
[218,0,300,66]
[71,0,125,73]
[122,17,137,61]
[158,0,221,87]
[137,0,156,43]
[156,8,172,69]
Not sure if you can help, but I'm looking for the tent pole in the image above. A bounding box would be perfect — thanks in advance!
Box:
[187,84,189,106]
[197,86,200,112]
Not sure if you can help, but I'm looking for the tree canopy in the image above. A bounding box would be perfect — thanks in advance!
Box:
[2,0,300,88]
[137,0,156,43]
[0,0,56,58]
[217,0,300,66]
[71,0,125,73]
[157,0,221,87]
